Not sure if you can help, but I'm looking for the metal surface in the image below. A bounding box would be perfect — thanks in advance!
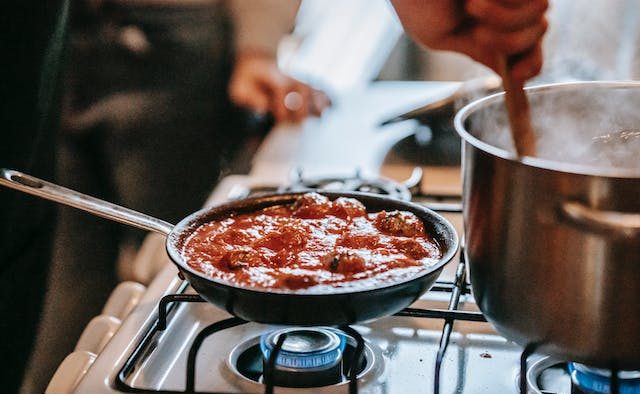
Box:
[454,81,640,369]
[562,200,640,234]
[0,168,174,236]
[282,168,415,201]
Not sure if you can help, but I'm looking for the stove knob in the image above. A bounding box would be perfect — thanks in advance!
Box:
[101,281,145,320]
[45,350,96,394]
[74,315,121,354]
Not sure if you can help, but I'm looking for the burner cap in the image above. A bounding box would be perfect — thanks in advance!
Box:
[260,327,345,370]
[569,362,640,394]
[525,357,640,394]
[230,330,375,389]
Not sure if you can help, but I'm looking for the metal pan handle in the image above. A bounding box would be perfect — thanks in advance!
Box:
[561,200,640,236]
[0,168,174,236]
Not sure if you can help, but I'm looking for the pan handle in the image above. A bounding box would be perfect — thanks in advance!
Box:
[561,200,640,236]
[0,168,174,236]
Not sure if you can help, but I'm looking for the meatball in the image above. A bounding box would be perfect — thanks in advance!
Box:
[220,247,262,270]
[392,238,430,259]
[280,274,318,290]
[292,192,331,218]
[255,224,308,251]
[262,205,291,216]
[337,232,380,249]
[330,197,367,218]
[324,251,367,274]
[374,210,425,237]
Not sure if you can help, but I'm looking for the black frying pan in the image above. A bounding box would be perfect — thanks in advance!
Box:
[0,168,458,325]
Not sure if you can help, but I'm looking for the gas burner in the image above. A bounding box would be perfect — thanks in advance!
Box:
[228,328,376,390]
[526,357,640,394]
[260,327,346,388]
[569,363,640,394]
[526,357,572,393]
[281,168,422,201]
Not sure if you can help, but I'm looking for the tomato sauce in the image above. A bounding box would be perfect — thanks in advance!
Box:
[181,193,442,292]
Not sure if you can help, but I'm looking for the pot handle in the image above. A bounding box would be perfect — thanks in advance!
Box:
[561,201,640,236]
[0,168,174,236]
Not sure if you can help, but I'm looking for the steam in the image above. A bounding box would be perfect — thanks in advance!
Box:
[537,0,640,82]
[467,85,640,172]
[460,1,640,172]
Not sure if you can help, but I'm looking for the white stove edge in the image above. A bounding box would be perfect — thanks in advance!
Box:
[48,264,182,393]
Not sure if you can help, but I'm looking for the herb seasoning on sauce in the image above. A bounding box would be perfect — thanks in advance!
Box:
[181,193,442,291]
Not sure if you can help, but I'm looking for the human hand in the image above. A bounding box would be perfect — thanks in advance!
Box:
[228,51,331,124]
[391,0,549,83]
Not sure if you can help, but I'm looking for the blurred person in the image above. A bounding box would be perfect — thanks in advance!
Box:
[22,1,328,392]
[1,1,70,393]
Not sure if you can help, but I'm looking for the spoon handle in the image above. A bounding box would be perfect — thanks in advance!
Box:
[498,56,537,157]
[0,168,174,236]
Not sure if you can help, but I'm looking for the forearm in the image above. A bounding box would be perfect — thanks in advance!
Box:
[390,0,548,82]
[227,0,300,57]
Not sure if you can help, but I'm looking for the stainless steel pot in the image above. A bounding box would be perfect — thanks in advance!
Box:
[454,81,640,369]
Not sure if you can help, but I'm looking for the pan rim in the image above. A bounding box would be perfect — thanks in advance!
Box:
[165,191,459,296]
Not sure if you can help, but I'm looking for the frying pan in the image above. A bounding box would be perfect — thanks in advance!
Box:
[0,168,458,325]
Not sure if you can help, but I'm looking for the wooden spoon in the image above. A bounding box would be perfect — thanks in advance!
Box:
[498,57,537,157]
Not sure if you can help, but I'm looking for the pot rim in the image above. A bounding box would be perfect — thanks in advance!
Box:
[454,80,640,178]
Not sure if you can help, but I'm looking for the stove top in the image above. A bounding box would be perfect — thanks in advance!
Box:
[46,82,632,394]
[60,174,509,394]
[109,234,520,394]
[50,173,633,394]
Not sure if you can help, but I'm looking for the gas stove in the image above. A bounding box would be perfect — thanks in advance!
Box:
[47,173,630,394]
[45,82,636,394]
